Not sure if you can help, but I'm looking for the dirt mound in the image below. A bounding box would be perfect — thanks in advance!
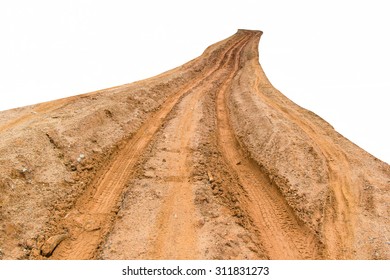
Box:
[0,30,388,260]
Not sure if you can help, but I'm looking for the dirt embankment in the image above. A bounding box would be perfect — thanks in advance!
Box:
[227,31,390,259]
[0,30,388,260]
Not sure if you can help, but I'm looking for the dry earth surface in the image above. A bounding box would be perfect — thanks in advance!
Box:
[0,30,389,260]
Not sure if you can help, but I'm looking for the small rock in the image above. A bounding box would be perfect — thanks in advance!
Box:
[207,171,214,183]
[64,177,75,184]
[30,248,41,258]
[212,188,220,195]
[92,148,102,153]
[36,235,45,249]
[144,170,155,178]
[84,222,101,232]
[25,238,36,249]
[81,165,94,171]
[40,234,68,257]
[77,154,85,162]
[197,218,205,227]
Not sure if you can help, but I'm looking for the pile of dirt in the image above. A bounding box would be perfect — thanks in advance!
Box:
[0,29,388,260]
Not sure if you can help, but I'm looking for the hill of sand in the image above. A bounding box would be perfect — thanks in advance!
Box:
[0,30,388,260]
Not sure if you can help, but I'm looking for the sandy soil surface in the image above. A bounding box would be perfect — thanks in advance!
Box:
[0,30,389,260]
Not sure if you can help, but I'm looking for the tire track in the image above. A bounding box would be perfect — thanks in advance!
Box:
[145,35,252,259]
[48,33,251,259]
[145,82,203,259]
[253,77,357,259]
[215,31,322,259]
[1,29,386,260]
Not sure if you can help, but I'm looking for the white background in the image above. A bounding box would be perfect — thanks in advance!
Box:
[0,0,389,163]
[0,260,389,280]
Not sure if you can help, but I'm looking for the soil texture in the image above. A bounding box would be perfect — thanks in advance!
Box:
[0,30,389,260]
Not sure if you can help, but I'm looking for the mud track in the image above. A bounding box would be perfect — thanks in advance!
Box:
[1,29,388,260]
[255,86,356,258]
[215,38,321,259]
[50,33,253,259]
[51,30,323,259]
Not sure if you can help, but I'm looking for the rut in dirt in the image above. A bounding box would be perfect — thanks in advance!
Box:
[214,32,321,259]
[1,29,388,260]
[49,31,254,260]
[52,30,321,260]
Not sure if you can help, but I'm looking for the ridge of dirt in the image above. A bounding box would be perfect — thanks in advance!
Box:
[227,31,390,259]
[102,33,267,260]
[0,31,243,259]
[215,32,322,259]
[101,34,256,259]
[48,33,251,260]
[0,29,388,260]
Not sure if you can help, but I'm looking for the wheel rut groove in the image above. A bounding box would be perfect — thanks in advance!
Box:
[215,32,322,259]
[1,29,386,260]
[49,33,251,259]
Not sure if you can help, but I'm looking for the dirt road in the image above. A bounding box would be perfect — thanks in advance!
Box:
[0,30,388,260]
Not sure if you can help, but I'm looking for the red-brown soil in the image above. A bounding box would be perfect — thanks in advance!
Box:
[0,30,389,260]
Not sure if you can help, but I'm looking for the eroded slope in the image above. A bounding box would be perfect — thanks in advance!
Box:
[0,30,388,260]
